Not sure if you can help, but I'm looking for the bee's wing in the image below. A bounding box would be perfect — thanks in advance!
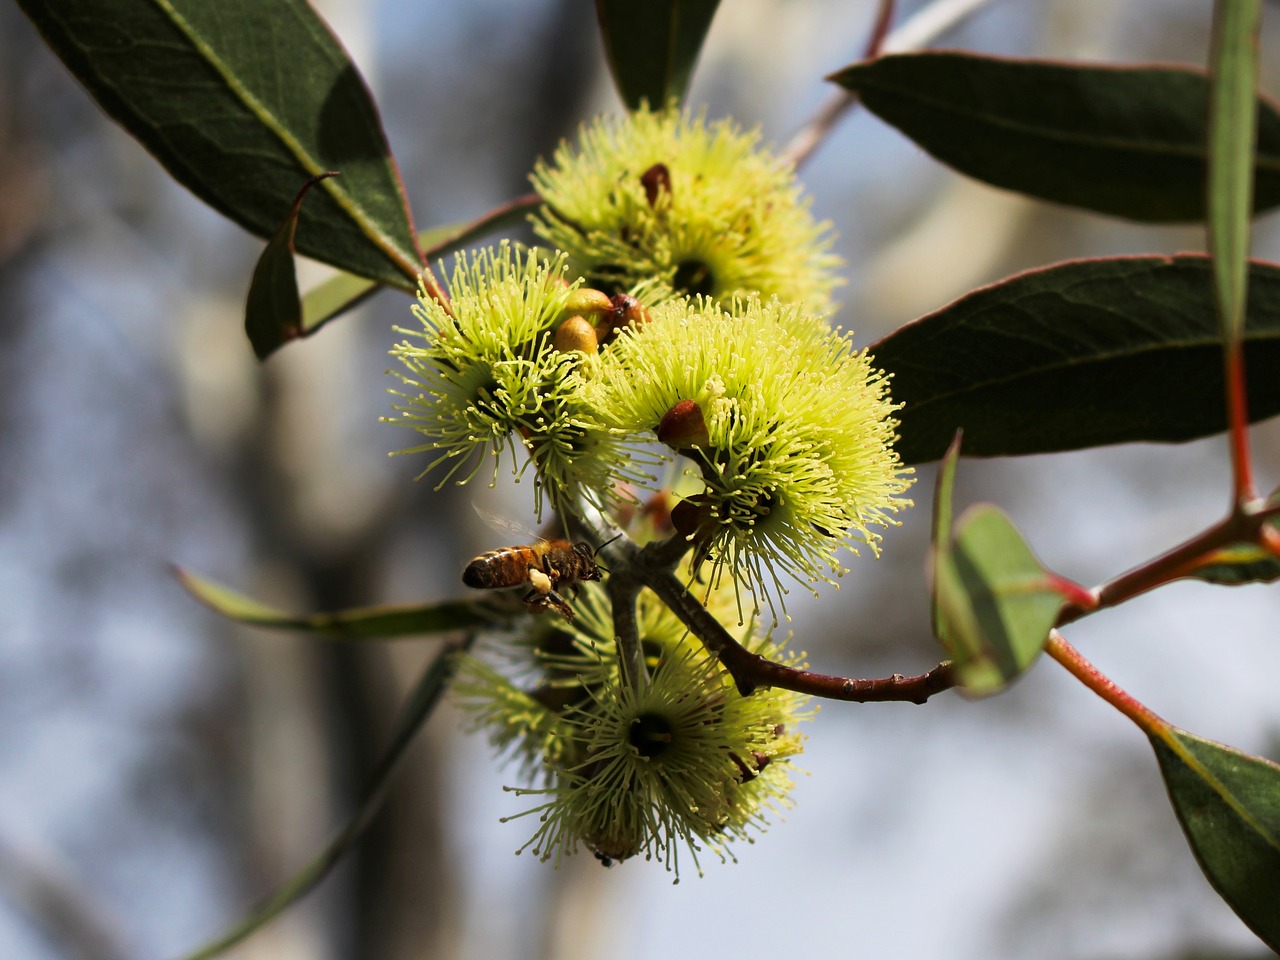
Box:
[472,505,556,544]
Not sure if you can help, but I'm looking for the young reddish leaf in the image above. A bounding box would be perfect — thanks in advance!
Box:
[594,0,720,109]
[174,566,512,637]
[1150,727,1280,951]
[245,174,336,358]
[933,504,1063,696]
[873,255,1280,464]
[17,0,422,287]
[830,52,1280,222]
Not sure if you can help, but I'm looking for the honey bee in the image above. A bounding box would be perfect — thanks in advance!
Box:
[462,539,603,620]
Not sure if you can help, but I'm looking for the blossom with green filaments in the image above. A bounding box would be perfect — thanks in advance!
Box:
[590,296,914,613]
[530,106,840,313]
[386,243,634,515]
[454,580,809,876]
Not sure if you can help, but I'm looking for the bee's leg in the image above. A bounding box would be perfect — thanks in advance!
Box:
[543,589,575,620]
[521,588,550,614]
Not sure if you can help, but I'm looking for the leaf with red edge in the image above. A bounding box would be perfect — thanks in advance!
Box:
[873,255,1280,465]
[17,0,422,287]
[830,52,1280,222]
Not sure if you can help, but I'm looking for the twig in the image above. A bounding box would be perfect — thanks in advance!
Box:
[643,568,954,703]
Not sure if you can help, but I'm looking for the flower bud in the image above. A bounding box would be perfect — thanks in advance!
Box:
[640,162,672,207]
[656,399,709,451]
[554,315,599,354]
[562,287,614,318]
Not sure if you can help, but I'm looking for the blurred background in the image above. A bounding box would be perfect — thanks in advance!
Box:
[2,1,1280,958]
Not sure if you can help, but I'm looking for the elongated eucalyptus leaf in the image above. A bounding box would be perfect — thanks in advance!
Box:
[872,255,1280,465]
[1151,728,1280,950]
[933,504,1061,696]
[594,0,720,109]
[299,195,542,335]
[18,0,421,287]
[830,52,1280,222]
[1208,0,1263,343]
[180,639,470,960]
[174,566,513,637]
[1187,543,1280,585]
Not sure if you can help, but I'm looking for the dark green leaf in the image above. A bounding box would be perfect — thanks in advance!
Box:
[933,504,1061,695]
[872,255,1280,464]
[1151,727,1280,950]
[1207,0,1262,343]
[179,639,470,960]
[830,52,1280,222]
[174,566,513,637]
[299,195,543,335]
[18,0,421,287]
[594,0,720,110]
[1186,544,1280,585]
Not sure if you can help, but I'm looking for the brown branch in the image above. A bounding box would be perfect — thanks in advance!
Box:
[642,568,954,703]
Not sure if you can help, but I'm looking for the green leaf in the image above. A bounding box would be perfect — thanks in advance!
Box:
[174,566,513,637]
[1207,0,1262,343]
[1187,489,1280,585]
[594,0,720,110]
[18,0,421,288]
[934,505,1062,696]
[1186,543,1280,585]
[872,255,1280,465]
[1151,727,1280,951]
[298,195,542,336]
[829,52,1280,222]
[178,639,470,960]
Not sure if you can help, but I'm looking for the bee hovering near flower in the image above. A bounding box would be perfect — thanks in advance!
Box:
[462,539,603,620]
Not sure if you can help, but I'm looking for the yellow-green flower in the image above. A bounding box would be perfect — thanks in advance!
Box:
[387,243,633,515]
[531,106,840,313]
[590,296,914,614]
[455,579,809,876]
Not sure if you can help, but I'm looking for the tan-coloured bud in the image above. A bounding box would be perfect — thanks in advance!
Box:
[554,315,599,354]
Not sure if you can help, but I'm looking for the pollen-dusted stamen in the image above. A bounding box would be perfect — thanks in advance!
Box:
[586,294,915,617]
[455,581,811,877]
[385,242,645,518]
[530,106,841,312]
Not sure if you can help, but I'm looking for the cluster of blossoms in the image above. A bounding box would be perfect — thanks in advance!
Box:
[387,106,912,871]
[452,572,810,874]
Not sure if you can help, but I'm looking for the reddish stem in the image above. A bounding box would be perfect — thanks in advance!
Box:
[1046,632,1165,736]
[1225,337,1255,502]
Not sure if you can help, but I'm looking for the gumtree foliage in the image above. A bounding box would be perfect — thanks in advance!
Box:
[16,0,1280,955]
